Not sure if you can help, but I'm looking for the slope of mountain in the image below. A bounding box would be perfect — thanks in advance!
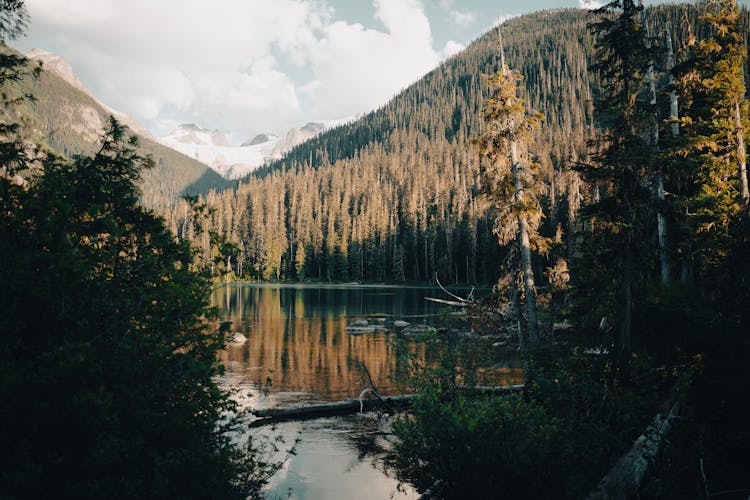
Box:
[8,47,229,208]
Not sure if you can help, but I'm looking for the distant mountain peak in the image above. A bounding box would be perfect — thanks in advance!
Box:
[159,124,273,180]
[27,48,86,92]
[158,117,352,180]
[26,47,152,139]
[241,133,278,147]
[301,122,324,133]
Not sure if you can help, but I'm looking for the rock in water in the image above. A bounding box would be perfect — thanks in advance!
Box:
[229,332,247,344]
[346,320,389,335]
[401,324,436,338]
[394,320,410,328]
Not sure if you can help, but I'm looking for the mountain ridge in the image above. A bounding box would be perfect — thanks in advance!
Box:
[6,46,229,208]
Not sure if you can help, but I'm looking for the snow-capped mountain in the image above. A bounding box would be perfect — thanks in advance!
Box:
[270,122,324,158]
[159,124,277,180]
[159,116,357,180]
[267,117,357,159]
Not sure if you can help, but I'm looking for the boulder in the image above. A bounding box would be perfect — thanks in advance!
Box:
[229,332,247,344]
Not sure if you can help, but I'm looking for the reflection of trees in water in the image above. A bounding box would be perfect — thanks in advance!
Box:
[214,285,524,405]
[215,285,431,400]
[212,285,526,497]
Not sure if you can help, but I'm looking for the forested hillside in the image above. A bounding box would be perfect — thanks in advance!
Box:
[3,47,228,207]
[3,0,749,497]
[166,4,744,285]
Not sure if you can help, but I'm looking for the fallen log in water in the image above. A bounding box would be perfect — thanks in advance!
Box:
[249,395,414,426]
[587,401,680,500]
[425,297,467,307]
[249,385,525,426]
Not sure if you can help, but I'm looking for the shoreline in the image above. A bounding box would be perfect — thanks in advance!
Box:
[214,280,488,290]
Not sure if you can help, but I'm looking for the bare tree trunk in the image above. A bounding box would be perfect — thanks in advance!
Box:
[511,140,540,346]
[587,402,680,500]
[644,9,670,285]
[667,23,694,285]
[511,281,526,350]
[656,177,669,284]
[664,24,683,286]
[735,100,749,203]
[567,174,581,262]
[619,227,633,375]
[666,24,680,137]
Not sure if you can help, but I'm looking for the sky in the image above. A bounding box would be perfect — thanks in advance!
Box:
[11,0,750,143]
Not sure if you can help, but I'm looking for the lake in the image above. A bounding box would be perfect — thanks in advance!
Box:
[212,283,523,499]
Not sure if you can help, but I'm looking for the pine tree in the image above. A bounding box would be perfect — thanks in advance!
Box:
[680,0,749,278]
[582,0,659,372]
[476,33,545,347]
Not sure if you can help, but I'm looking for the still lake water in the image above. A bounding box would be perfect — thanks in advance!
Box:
[211,283,523,499]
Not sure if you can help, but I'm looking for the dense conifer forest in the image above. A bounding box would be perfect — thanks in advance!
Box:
[166,4,749,289]
[2,0,749,497]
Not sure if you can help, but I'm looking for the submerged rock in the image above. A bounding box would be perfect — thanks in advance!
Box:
[346,325,389,335]
[401,324,436,338]
[346,319,390,334]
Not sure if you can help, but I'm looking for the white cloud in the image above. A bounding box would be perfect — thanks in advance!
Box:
[450,9,476,27]
[579,0,603,9]
[441,40,465,59]
[438,0,476,28]
[18,0,460,141]
[292,0,446,121]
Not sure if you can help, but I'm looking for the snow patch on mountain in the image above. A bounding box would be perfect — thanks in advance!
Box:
[159,116,358,180]
[159,124,276,180]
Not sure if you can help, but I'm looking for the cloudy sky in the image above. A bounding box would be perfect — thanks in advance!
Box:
[12,0,747,143]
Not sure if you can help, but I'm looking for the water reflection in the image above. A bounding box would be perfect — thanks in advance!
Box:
[261,416,416,500]
[214,284,448,405]
[211,284,522,499]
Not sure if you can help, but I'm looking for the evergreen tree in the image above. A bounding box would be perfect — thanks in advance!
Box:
[679,0,749,280]
[0,7,279,491]
[476,34,545,346]
[580,0,659,373]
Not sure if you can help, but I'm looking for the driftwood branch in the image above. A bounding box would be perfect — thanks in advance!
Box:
[249,395,414,426]
[587,401,680,500]
[435,273,468,303]
[425,297,468,307]
[249,385,525,426]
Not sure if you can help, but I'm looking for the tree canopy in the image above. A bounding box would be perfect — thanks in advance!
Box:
[0,20,276,495]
